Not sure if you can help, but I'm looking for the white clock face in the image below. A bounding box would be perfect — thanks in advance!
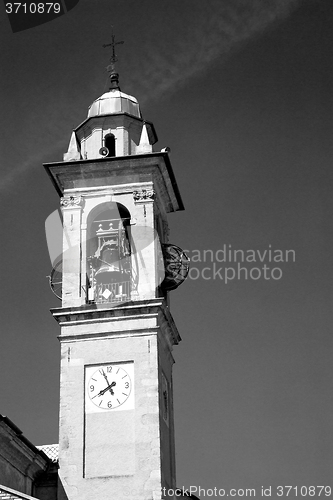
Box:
[87,364,132,410]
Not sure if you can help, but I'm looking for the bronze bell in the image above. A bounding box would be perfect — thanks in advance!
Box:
[95,247,124,284]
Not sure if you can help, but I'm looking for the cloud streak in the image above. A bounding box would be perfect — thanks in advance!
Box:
[0,138,65,193]
[125,0,309,103]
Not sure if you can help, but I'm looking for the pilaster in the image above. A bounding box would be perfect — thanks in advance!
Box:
[60,195,85,308]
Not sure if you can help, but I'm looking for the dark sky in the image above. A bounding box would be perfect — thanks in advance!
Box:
[1,0,333,495]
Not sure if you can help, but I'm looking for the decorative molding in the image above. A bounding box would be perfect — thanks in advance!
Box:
[133,189,155,203]
[51,298,181,346]
[65,186,114,195]
[60,195,84,209]
[65,183,155,198]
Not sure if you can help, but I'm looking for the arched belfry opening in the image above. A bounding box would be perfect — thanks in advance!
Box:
[104,133,116,157]
[86,202,131,303]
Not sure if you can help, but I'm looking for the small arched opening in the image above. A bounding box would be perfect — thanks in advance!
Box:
[104,133,116,157]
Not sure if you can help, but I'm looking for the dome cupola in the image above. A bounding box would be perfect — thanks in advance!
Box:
[63,35,157,162]
[87,89,141,120]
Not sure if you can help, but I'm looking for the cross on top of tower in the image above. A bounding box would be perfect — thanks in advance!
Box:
[103,28,124,90]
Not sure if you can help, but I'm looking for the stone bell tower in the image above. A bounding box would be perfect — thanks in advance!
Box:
[44,42,189,500]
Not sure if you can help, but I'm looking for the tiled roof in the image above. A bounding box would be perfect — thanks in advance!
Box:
[36,444,59,463]
[0,485,39,500]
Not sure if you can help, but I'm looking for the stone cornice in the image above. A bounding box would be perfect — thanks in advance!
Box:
[51,298,181,347]
[44,152,184,213]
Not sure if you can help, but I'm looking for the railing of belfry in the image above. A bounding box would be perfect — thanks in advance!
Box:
[94,281,131,304]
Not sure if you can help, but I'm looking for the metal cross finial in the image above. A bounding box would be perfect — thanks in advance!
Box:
[103,28,124,73]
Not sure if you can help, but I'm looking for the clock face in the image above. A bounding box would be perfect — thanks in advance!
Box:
[87,364,132,410]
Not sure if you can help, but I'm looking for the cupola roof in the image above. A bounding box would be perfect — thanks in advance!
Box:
[87,89,141,119]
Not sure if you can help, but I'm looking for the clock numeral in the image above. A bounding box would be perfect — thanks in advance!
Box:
[99,369,104,376]
[125,382,129,389]
[107,401,112,408]
[107,366,112,373]
[90,385,94,392]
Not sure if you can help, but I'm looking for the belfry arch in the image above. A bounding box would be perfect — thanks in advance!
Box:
[86,202,131,304]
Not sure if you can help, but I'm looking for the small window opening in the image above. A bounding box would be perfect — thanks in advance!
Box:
[104,134,116,157]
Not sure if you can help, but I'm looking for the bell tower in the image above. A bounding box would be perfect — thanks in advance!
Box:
[45,44,189,500]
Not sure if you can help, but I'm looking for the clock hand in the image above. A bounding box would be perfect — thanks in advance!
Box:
[91,381,116,398]
[101,369,110,385]
[103,381,116,396]
[100,369,115,394]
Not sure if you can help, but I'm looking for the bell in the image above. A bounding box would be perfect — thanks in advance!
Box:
[95,247,123,284]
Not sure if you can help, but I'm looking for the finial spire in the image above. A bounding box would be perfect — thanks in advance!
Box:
[103,27,124,90]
